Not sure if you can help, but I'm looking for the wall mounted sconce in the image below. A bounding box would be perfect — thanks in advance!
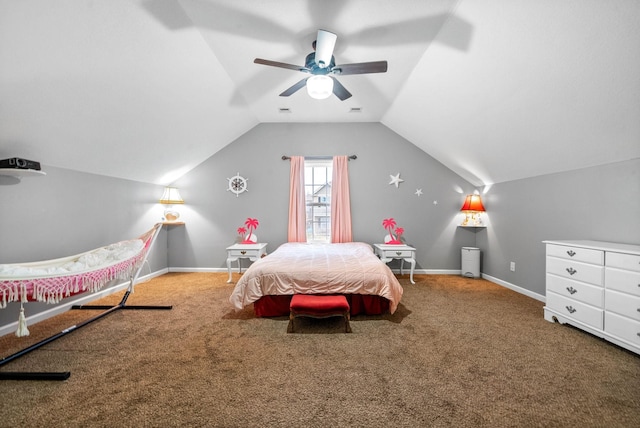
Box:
[460,194,485,226]
[159,187,184,222]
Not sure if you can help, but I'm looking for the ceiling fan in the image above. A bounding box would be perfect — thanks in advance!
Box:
[254,29,388,101]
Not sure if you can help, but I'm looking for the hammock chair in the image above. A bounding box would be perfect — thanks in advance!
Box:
[0,223,170,381]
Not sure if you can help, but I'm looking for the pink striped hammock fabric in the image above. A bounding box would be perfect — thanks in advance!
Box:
[0,224,159,336]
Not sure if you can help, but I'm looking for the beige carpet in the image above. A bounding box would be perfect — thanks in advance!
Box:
[0,273,638,427]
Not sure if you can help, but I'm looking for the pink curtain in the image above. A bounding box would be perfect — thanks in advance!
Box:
[331,156,353,243]
[287,156,307,242]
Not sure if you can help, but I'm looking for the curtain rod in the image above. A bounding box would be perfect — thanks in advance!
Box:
[281,155,357,161]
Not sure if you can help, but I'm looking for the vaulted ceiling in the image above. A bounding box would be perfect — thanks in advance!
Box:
[1,0,638,186]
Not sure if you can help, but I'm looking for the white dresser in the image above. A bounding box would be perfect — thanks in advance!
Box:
[543,240,640,355]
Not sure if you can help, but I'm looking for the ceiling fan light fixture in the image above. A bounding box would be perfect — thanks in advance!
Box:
[306,75,333,100]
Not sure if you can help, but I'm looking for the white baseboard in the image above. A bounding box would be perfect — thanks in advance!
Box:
[168,267,463,275]
[168,267,226,273]
[481,273,546,302]
[389,268,461,275]
[0,268,168,338]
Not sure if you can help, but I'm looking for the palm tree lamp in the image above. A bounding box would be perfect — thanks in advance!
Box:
[239,218,259,243]
[460,194,485,226]
[159,187,184,222]
[382,218,404,244]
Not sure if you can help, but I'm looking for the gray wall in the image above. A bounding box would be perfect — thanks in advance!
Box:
[1,166,167,264]
[3,124,636,332]
[169,122,478,270]
[476,158,640,296]
[1,165,168,327]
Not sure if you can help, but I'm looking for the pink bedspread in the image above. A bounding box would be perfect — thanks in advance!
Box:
[229,242,403,314]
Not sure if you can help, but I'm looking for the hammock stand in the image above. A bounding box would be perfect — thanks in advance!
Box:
[0,223,171,381]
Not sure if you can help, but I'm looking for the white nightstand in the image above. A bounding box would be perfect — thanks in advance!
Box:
[226,243,267,283]
[373,244,416,284]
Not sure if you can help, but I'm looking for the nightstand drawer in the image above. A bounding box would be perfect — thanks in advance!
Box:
[228,249,256,257]
[546,292,603,329]
[606,252,640,273]
[383,249,413,258]
[605,312,640,347]
[605,290,640,321]
[546,244,604,265]
[605,268,640,297]
[546,274,603,307]
[546,257,604,286]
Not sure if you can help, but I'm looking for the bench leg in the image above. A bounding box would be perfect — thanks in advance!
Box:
[287,313,295,333]
[345,312,352,333]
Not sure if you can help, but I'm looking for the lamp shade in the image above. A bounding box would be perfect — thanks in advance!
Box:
[159,187,184,204]
[460,194,485,212]
[306,75,334,99]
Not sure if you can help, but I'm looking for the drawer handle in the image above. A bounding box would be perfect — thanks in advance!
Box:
[565,306,577,314]
[396,251,402,256]
[567,250,576,257]
[566,267,577,275]
[566,286,577,295]
[240,251,247,255]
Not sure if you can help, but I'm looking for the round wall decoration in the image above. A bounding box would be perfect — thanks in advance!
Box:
[227,173,248,197]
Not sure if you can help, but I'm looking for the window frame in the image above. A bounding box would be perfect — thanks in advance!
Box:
[304,159,333,243]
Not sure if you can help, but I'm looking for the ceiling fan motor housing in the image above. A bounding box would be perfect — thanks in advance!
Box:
[305,53,335,74]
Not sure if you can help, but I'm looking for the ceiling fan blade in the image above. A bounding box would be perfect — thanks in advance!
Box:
[330,77,352,101]
[314,29,337,68]
[332,61,388,76]
[254,58,310,73]
[279,78,309,97]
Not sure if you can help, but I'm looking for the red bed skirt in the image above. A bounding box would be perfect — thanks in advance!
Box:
[253,294,390,317]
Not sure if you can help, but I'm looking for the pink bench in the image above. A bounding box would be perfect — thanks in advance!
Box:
[288,294,352,333]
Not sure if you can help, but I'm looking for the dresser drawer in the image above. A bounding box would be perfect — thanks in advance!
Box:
[605,290,640,321]
[606,252,640,273]
[546,257,604,286]
[605,267,640,297]
[546,274,603,307]
[546,244,604,265]
[605,312,640,347]
[546,292,603,329]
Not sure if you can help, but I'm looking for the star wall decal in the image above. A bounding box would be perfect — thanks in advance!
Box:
[389,173,404,188]
[415,189,423,196]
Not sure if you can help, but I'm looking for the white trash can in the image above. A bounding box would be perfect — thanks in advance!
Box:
[461,247,480,278]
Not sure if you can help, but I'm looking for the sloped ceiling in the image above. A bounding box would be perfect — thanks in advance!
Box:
[1,0,638,186]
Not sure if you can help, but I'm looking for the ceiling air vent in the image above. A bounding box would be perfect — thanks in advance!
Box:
[349,107,362,113]
[279,108,291,113]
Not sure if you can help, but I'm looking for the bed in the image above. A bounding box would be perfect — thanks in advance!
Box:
[229,242,403,317]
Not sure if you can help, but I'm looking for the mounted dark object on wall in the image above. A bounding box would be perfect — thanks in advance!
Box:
[0,157,41,170]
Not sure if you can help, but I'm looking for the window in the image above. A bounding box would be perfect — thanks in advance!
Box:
[304,159,332,242]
